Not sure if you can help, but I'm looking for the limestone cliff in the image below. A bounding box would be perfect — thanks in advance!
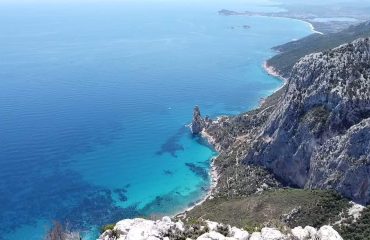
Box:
[191,106,206,135]
[201,38,370,204]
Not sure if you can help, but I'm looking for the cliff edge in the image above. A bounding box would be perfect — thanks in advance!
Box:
[201,38,370,204]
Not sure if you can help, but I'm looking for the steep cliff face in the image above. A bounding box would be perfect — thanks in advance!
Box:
[307,119,370,202]
[245,38,370,203]
[203,38,370,204]
[191,106,206,135]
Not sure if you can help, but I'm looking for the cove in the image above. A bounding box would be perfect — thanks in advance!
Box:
[0,0,312,239]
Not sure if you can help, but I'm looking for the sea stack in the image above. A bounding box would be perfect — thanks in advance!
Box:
[191,106,205,135]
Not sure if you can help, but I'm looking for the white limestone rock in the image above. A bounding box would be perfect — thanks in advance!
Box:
[196,231,227,240]
[316,226,343,240]
[348,202,365,221]
[291,226,317,240]
[230,226,249,240]
[206,220,220,232]
[249,232,262,240]
[146,237,160,240]
[176,220,185,232]
[111,217,175,240]
[99,217,344,240]
[304,226,317,238]
[124,219,156,240]
[260,227,285,240]
[292,226,310,240]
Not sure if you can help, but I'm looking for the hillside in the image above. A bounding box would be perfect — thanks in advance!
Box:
[267,21,370,78]
[201,37,370,204]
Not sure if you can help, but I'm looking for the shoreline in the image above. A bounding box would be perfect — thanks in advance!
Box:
[301,19,324,35]
[176,11,318,221]
[220,10,325,35]
[175,156,219,217]
[262,61,288,95]
[272,17,324,35]
[176,63,288,218]
[263,61,287,84]
[175,130,220,218]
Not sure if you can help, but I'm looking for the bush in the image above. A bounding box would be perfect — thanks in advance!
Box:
[100,224,115,233]
[338,207,370,240]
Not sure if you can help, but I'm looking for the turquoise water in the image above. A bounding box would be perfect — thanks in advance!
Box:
[0,0,312,239]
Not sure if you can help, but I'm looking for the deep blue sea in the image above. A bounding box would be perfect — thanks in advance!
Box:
[0,0,312,239]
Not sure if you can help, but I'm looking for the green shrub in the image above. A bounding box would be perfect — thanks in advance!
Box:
[338,207,370,240]
[100,223,115,233]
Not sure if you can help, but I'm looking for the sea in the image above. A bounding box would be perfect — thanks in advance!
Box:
[0,0,312,239]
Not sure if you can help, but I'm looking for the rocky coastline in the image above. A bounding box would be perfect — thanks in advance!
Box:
[263,62,286,83]
[195,38,370,204]
[172,38,370,239]
[175,154,219,218]
[99,34,370,240]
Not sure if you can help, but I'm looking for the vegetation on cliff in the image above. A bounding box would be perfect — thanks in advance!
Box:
[186,189,350,233]
[267,21,370,78]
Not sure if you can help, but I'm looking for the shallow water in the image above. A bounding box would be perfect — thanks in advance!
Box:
[0,0,312,239]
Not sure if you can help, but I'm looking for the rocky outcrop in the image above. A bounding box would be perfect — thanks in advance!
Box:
[191,106,206,135]
[99,217,342,240]
[202,38,370,204]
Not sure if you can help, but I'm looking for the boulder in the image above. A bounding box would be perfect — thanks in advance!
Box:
[124,219,156,240]
[249,232,262,240]
[292,226,310,240]
[316,226,343,240]
[260,228,285,240]
[205,220,220,232]
[230,227,249,240]
[304,226,317,238]
[196,231,227,240]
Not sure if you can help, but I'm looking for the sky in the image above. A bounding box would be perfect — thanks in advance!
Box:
[0,0,275,5]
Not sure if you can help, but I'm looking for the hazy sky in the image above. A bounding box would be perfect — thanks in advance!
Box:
[0,0,275,5]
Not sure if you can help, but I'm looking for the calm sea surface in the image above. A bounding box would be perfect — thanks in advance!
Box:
[0,0,312,239]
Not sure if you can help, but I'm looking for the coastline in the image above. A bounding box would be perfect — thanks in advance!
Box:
[220,10,325,35]
[263,61,287,83]
[175,10,318,221]
[262,61,288,96]
[177,63,288,218]
[273,17,324,35]
[175,130,220,218]
[301,20,324,35]
[175,156,219,218]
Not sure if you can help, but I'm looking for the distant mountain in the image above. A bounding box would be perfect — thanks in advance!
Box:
[267,21,370,78]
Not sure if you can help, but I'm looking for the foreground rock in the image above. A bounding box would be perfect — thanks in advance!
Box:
[99,217,342,240]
